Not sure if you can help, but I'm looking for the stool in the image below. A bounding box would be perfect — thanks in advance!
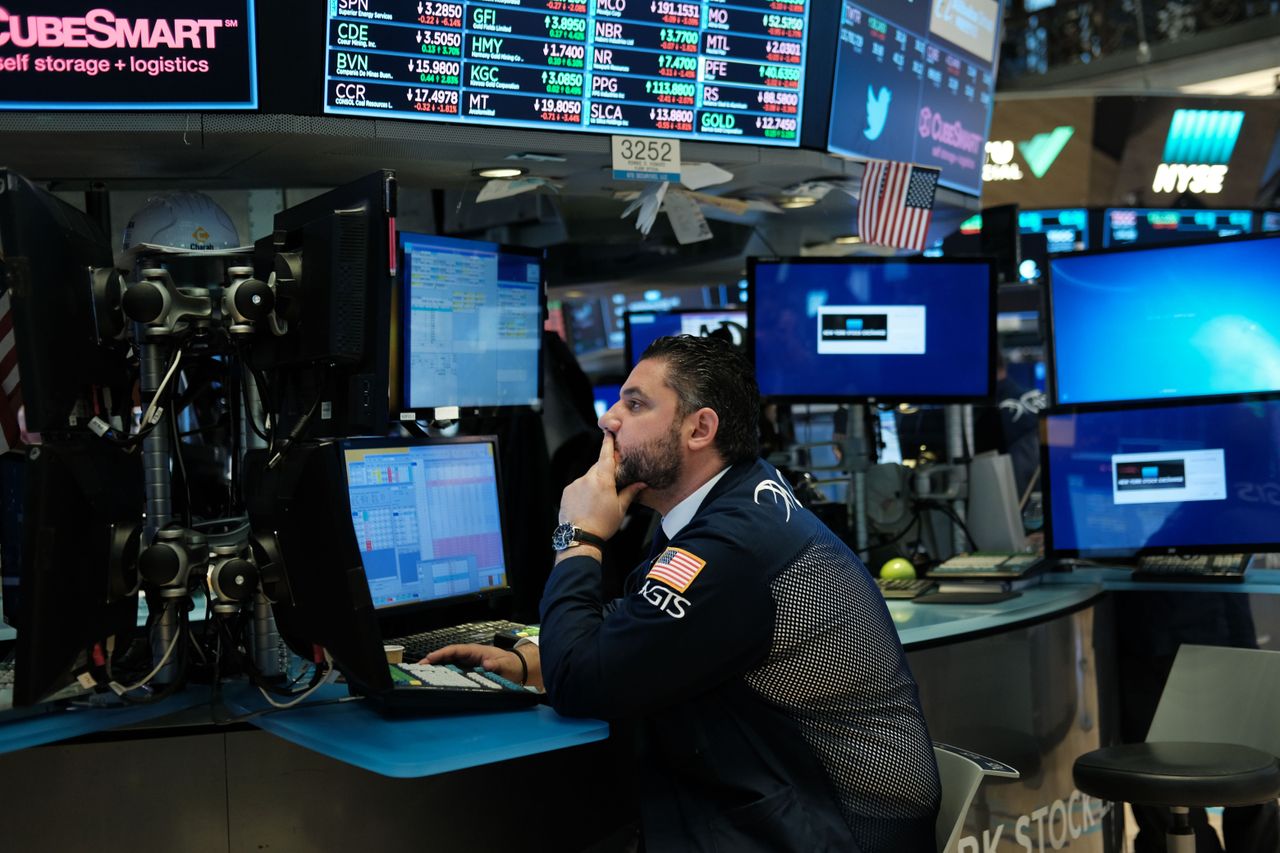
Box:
[1073,644,1280,853]
[1074,742,1280,852]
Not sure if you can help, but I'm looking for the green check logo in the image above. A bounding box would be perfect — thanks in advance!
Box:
[1017,126,1074,179]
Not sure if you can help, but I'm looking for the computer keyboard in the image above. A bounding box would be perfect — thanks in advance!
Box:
[876,578,937,600]
[393,620,528,662]
[929,552,1044,578]
[1133,554,1249,583]
[370,661,541,714]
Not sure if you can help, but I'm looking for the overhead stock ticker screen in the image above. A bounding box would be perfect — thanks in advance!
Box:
[826,0,1000,195]
[0,1,257,110]
[325,0,809,144]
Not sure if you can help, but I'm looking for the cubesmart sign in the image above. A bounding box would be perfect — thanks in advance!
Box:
[0,0,257,109]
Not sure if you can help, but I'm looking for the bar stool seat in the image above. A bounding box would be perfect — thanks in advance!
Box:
[1074,741,1280,808]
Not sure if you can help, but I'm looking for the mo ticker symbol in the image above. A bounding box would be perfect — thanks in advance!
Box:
[1017,125,1074,179]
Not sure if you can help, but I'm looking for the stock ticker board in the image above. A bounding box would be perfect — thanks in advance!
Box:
[324,0,809,145]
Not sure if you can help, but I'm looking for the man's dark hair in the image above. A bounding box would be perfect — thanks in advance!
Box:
[639,335,760,464]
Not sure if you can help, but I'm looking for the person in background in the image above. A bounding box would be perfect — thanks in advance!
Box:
[430,335,940,852]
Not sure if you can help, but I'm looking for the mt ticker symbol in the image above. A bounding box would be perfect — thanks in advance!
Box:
[1017,126,1074,179]
[864,86,891,141]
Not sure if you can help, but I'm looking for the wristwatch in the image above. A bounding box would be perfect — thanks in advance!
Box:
[552,522,607,552]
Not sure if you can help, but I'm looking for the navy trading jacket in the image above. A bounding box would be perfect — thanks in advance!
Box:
[540,458,940,852]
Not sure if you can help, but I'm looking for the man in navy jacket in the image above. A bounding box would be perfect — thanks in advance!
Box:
[430,335,939,852]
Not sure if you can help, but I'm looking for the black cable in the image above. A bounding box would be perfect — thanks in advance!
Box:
[920,500,980,551]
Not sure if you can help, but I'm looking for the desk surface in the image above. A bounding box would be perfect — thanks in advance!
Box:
[221,683,610,779]
[0,689,207,757]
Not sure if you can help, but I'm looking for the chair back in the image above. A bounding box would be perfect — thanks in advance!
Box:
[934,743,1019,853]
[1148,644,1280,758]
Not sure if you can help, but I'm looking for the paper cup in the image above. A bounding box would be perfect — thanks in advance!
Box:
[384,644,405,664]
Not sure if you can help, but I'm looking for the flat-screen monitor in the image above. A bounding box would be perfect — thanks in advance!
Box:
[13,440,143,705]
[323,0,811,146]
[1263,211,1280,233]
[247,436,511,697]
[0,169,133,437]
[253,170,397,438]
[826,0,1001,194]
[1048,234,1280,406]
[0,1,258,110]
[1102,208,1252,247]
[1020,209,1089,254]
[750,257,996,402]
[398,233,543,417]
[1042,398,1280,558]
[876,408,902,464]
[592,382,622,419]
[623,307,747,370]
[341,437,511,614]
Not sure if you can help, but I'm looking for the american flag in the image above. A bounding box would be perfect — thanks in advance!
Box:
[648,547,707,593]
[857,160,940,251]
[0,289,21,453]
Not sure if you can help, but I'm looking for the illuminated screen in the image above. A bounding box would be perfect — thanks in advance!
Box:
[1103,208,1252,247]
[325,0,809,145]
[0,0,257,110]
[826,0,1001,194]
[400,232,543,412]
[342,438,509,609]
[624,307,747,368]
[1049,235,1280,406]
[1043,399,1280,558]
[1020,208,1089,253]
[751,257,995,401]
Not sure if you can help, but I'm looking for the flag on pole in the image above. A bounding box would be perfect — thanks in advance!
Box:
[0,289,22,453]
[857,160,940,251]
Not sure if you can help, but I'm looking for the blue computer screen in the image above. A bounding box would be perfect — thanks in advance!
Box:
[751,258,994,401]
[624,308,748,369]
[400,232,543,411]
[1043,399,1280,557]
[1049,235,1280,405]
[342,439,508,610]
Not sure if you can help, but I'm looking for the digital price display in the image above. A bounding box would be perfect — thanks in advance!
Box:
[826,0,1000,195]
[325,0,809,145]
[0,0,257,110]
[1103,208,1253,247]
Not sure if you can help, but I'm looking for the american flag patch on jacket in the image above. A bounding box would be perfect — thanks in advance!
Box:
[647,547,707,593]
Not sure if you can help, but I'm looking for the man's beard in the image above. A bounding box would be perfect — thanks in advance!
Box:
[616,424,683,491]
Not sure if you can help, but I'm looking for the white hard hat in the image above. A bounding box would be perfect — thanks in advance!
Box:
[122,191,240,253]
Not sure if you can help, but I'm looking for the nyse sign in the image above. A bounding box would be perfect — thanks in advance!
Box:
[1152,162,1227,194]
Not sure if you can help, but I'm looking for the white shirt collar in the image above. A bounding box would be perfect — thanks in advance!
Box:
[661,467,731,540]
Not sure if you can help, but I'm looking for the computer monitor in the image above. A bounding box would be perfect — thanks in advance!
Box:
[342,437,511,614]
[876,409,903,465]
[246,435,512,695]
[592,383,622,419]
[1048,234,1280,406]
[0,169,133,437]
[1041,397,1280,559]
[623,307,747,370]
[252,171,397,438]
[397,233,543,419]
[1102,208,1252,247]
[750,257,996,403]
[13,440,143,705]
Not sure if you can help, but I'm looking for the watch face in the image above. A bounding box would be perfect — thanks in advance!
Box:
[552,522,575,551]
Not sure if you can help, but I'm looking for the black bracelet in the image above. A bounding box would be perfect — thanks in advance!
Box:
[510,646,529,686]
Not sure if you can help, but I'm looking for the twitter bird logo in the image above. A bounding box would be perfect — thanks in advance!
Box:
[864,86,891,141]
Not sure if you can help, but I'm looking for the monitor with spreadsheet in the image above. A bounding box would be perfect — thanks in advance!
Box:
[398,232,544,417]
[1042,398,1280,558]
[750,256,996,402]
[341,436,511,613]
[623,307,747,370]
[1048,234,1280,406]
